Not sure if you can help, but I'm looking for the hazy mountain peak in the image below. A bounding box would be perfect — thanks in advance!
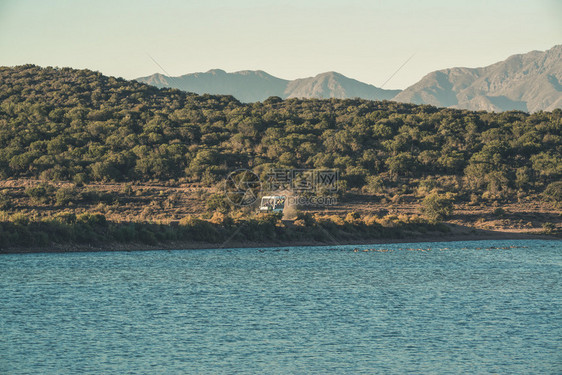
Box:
[206,69,227,74]
[394,45,562,112]
[136,69,398,102]
[283,71,400,100]
[316,71,342,77]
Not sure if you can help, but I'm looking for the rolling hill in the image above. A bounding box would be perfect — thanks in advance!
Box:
[136,45,562,112]
[136,70,400,103]
[394,45,562,112]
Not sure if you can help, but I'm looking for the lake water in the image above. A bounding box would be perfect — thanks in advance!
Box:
[1,239,561,374]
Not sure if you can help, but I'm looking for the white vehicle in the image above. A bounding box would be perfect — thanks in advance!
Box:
[259,196,286,213]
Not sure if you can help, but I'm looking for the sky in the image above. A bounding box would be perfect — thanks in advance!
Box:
[0,0,561,89]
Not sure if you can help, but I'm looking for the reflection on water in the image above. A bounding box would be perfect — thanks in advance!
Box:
[1,240,561,374]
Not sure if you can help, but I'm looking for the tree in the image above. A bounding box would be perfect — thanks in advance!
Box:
[421,193,453,222]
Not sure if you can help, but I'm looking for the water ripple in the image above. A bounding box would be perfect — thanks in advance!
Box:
[1,239,561,374]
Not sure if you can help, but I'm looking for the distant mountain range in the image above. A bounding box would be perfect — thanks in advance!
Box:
[136,45,562,112]
[136,70,400,103]
[394,45,562,112]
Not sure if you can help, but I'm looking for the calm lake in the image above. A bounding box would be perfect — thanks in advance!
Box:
[1,239,561,374]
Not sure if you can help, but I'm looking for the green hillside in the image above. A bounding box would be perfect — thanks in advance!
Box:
[0,65,561,203]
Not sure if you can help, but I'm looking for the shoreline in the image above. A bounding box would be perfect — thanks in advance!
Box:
[1,228,558,255]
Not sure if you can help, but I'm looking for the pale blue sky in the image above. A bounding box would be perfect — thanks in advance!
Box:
[0,0,560,89]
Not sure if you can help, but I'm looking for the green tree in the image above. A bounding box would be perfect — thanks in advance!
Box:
[421,193,453,222]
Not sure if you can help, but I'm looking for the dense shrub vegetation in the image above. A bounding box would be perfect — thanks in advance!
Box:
[0,65,560,204]
[421,193,454,222]
[0,210,449,249]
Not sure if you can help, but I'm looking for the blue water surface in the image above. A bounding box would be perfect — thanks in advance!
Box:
[1,239,561,374]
